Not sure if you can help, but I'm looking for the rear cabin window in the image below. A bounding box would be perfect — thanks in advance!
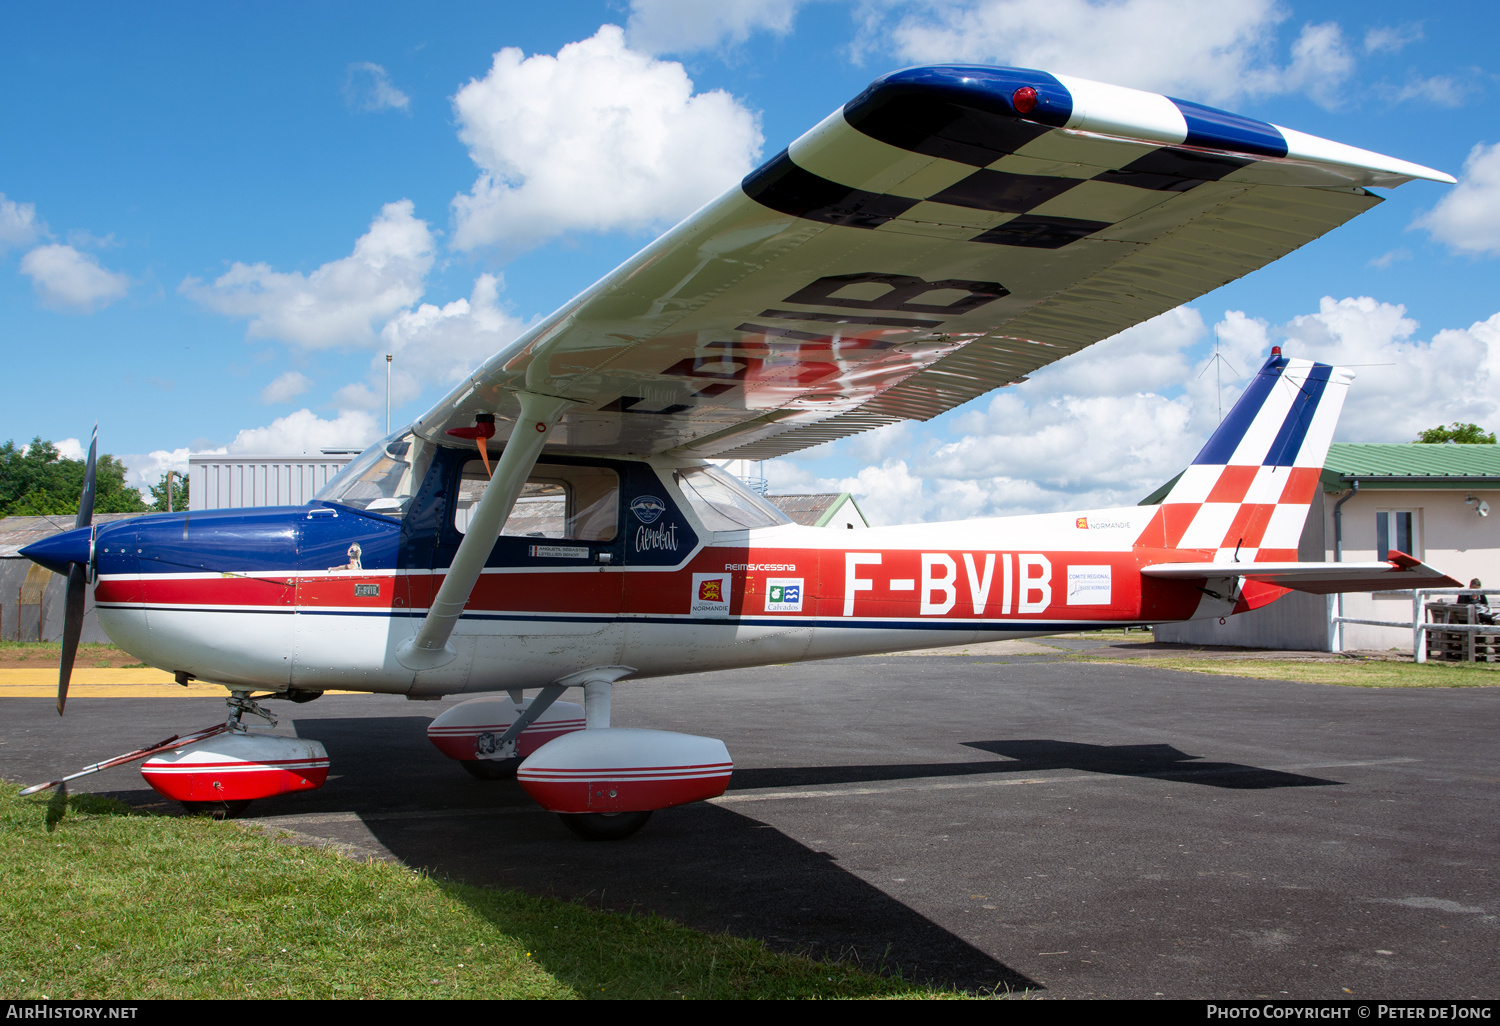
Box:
[454,462,619,542]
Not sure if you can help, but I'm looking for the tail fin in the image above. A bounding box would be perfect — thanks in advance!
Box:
[1140,350,1352,562]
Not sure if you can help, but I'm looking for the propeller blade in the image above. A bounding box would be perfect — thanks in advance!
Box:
[58,424,97,716]
[75,424,97,530]
[58,562,86,715]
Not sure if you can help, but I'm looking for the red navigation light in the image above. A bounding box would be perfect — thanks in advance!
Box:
[1271,346,1282,356]
[1012,86,1038,114]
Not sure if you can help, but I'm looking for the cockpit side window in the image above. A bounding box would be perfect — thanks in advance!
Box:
[454,461,619,541]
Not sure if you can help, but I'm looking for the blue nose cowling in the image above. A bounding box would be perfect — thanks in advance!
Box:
[19,526,93,576]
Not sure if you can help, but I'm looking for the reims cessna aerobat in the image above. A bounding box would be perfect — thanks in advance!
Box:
[21,65,1459,839]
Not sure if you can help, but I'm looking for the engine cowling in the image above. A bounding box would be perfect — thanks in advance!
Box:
[517,728,733,813]
[426,695,586,762]
[140,733,329,802]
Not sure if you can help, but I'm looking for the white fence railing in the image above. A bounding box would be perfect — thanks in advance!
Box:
[1331,588,1492,663]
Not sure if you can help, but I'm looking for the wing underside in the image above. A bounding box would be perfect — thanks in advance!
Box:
[415,66,1450,461]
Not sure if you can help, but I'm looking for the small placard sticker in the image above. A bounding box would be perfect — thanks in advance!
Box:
[354,583,380,597]
[764,577,803,612]
[1066,565,1112,605]
[691,572,731,616]
[529,545,589,559]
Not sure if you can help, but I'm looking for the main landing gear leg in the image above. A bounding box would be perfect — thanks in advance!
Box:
[459,684,568,779]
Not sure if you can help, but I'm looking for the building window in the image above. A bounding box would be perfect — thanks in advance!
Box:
[1375,509,1421,559]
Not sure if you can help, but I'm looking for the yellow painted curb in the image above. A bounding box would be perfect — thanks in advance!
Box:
[0,668,367,698]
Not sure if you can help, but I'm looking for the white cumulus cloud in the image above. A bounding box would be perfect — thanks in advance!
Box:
[767,297,1500,523]
[226,409,381,455]
[121,447,193,498]
[344,62,411,112]
[181,199,435,348]
[869,0,1355,108]
[0,193,41,253]
[333,273,531,413]
[19,244,130,312]
[261,370,313,404]
[626,0,804,54]
[1363,24,1420,55]
[449,25,763,254]
[52,438,85,461]
[1414,142,1500,255]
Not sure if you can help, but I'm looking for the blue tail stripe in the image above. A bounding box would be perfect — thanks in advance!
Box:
[1263,363,1332,467]
[1191,355,1287,465]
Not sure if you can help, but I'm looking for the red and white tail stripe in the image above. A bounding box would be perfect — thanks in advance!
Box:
[1141,352,1350,561]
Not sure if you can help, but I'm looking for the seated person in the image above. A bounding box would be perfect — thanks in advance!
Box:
[1457,579,1494,625]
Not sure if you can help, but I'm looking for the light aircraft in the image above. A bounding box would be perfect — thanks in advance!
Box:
[21,65,1459,839]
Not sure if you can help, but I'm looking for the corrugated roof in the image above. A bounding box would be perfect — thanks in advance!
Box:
[767,493,843,527]
[1324,443,1500,481]
[0,513,155,558]
[1141,443,1500,504]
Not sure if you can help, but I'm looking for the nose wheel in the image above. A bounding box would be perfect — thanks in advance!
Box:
[558,810,653,841]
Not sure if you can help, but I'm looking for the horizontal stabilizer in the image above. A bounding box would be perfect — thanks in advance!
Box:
[1141,551,1459,595]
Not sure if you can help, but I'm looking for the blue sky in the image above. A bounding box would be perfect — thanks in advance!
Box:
[3,1,1498,523]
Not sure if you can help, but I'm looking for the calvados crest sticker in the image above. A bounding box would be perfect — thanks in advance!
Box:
[630,495,667,524]
[764,578,803,612]
[691,573,730,616]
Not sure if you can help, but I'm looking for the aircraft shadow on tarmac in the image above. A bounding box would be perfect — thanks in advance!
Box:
[283,715,1038,994]
[728,739,1341,792]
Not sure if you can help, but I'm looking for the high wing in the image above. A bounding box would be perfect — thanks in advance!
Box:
[1141,552,1460,595]
[415,65,1452,461]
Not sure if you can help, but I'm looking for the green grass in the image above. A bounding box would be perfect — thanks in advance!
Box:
[1051,628,1155,641]
[0,783,955,1000]
[1078,651,1500,688]
[0,641,133,663]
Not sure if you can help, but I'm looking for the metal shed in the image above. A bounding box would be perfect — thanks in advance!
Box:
[189,452,354,510]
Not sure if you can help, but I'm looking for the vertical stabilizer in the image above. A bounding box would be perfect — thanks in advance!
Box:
[1141,351,1351,562]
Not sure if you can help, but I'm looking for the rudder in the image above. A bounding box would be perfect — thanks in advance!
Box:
[1148,349,1351,562]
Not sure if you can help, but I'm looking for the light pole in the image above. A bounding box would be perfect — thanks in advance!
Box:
[385,354,393,435]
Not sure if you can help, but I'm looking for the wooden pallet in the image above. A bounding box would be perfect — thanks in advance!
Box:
[1424,601,1499,662]
[1429,633,1500,662]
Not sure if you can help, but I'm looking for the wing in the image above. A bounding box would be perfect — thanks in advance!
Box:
[416,65,1452,460]
[1141,552,1460,595]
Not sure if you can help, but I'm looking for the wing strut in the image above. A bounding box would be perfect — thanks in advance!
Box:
[397,391,577,670]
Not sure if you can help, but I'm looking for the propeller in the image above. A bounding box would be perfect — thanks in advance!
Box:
[57,426,97,716]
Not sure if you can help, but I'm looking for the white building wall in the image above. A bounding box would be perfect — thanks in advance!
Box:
[189,455,353,510]
[1325,487,1500,652]
[823,495,869,530]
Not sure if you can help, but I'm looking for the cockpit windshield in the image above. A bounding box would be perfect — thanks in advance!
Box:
[313,430,434,517]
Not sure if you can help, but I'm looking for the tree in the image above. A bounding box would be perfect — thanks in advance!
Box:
[1415,422,1497,444]
[0,437,150,517]
[148,472,189,512]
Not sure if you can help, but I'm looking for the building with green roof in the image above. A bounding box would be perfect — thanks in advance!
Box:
[1154,443,1499,652]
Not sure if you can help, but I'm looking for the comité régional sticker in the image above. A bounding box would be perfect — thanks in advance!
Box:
[630,495,667,524]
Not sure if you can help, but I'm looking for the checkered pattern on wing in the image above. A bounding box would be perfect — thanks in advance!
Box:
[744,115,1259,251]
